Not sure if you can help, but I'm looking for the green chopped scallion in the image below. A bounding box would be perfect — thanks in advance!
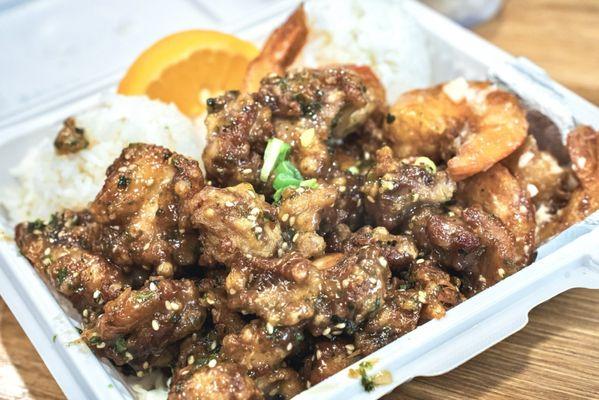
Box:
[260,138,291,182]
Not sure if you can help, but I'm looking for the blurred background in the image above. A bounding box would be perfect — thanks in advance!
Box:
[0,1,597,399]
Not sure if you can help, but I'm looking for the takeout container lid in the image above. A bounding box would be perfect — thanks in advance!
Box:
[0,1,598,399]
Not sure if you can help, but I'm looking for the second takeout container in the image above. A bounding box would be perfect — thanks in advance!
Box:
[0,1,598,399]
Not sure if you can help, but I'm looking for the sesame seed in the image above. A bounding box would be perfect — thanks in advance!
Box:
[136,371,144,377]
[292,233,299,242]
[165,300,172,311]
[142,361,149,370]
[254,226,263,233]
[170,302,180,311]
[247,190,256,198]
[229,289,236,295]
[281,213,289,222]
[266,322,274,335]
[149,282,157,291]
[250,207,260,215]
[367,195,375,203]
[125,352,133,361]
[338,186,347,193]
[225,201,234,207]
[316,350,322,360]
[93,290,101,299]
[206,297,215,305]
[151,320,160,331]
[289,216,296,226]
[44,248,51,256]
[335,322,346,329]
[96,342,106,349]
[210,341,217,351]
[332,330,342,335]
[378,257,388,267]
[416,258,425,264]
[82,309,89,318]
[208,359,217,368]
[286,343,293,351]
[306,381,312,388]
[322,327,331,336]
[42,258,51,266]
[345,344,355,353]
[187,355,195,365]
[242,168,252,174]
[498,268,506,278]
[143,242,150,251]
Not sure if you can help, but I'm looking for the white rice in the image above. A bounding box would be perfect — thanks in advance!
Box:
[1,95,206,223]
[297,0,433,103]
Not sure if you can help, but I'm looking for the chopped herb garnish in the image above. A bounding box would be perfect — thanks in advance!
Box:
[52,334,57,343]
[260,138,291,182]
[358,361,375,392]
[414,157,437,174]
[347,165,360,175]
[117,175,130,189]
[56,268,68,286]
[261,139,320,202]
[89,336,102,345]
[115,336,127,353]
[28,219,45,232]
[134,290,155,303]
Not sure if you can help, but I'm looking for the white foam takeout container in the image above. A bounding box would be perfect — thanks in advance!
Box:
[0,1,598,399]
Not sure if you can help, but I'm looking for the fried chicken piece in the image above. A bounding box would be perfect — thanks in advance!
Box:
[197,274,246,338]
[261,67,385,178]
[277,184,337,258]
[354,289,422,355]
[90,144,204,271]
[84,278,205,370]
[54,117,89,154]
[409,260,464,321]
[362,147,456,231]
[326,225,418,273]
[15,210,127,315]
[221,320,302,374]
[169,362,262,400]
[190,183,282,265]
[203,91,274,189]
[408,205,518,296]
[310,245,390,336]
[226,252,321,327]
[302,339,359,385]
[204,67,385,190]
[177,331,221,368]
[255,368,305,399]
[457,163,535,266]
[322,169,366,231]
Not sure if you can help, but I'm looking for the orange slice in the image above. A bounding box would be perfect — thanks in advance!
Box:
[118,30,259,117]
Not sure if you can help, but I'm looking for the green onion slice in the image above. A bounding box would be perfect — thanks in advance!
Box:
[260,138,291,182]
[414,157,437,174]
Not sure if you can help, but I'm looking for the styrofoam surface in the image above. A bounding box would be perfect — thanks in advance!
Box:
[0,1,598,399]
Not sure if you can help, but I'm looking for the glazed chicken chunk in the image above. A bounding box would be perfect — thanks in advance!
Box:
[15,210,127,315]
[169,362,262,400]
[226,252,321,326]
[203,66,386,190]
[91,143,204,273]
[277,184,338,258]
[310,245,391,336]
[363,146,456,231]
[190,183,282,265]
[84,278,205,371]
